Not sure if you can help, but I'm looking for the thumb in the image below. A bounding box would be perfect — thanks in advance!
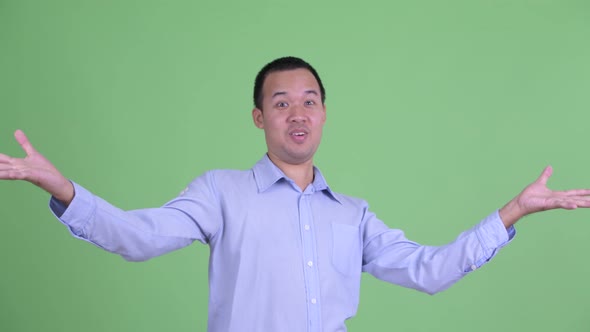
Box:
[536,165,553,186]
[14,129,36,156]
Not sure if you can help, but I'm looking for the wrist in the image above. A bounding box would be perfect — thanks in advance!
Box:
[499,198,525,228]
[52,178,74,206]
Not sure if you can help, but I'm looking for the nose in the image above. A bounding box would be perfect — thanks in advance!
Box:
[288,104,307,123]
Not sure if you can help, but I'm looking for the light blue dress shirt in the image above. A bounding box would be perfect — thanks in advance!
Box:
[50,155,515,332]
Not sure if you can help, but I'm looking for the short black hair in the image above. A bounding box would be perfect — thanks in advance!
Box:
[253,56,326,110]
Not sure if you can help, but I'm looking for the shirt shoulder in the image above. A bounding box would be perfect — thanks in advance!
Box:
[207,168,253,183]
[329,190,370,209]
[181,168,255,196]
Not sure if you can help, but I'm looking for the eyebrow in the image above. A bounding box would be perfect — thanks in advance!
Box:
[271,90,319,99]
[271,91,287,99]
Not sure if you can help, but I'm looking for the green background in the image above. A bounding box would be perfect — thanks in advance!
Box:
[1,0,590,331]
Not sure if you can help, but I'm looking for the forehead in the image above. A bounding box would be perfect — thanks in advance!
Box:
[262,69,320,97]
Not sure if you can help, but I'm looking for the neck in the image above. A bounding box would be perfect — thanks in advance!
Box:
[267,154,315,191]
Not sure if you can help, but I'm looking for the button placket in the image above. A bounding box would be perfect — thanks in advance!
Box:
[299,190,322,331]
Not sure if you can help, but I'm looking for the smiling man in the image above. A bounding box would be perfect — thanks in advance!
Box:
[1,56,590,332]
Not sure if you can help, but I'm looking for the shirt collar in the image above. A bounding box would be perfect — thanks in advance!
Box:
[252,154,341,204]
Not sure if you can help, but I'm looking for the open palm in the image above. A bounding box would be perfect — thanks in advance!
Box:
[500,166,590,227]
[0,130,73,204]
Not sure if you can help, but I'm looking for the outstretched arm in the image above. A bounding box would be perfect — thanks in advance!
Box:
[0,129,74,205]
[499,166,590,228]
[1,129,216,261]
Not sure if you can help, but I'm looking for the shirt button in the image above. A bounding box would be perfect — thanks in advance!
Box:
[307,261,313,267]
[311,298,317,304]
[470,265,477,271]
[304,224,310,231]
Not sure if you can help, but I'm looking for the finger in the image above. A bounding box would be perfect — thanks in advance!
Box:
[536,165,553,186]
[569,197,590,207]
[0,163,16,171]
[0,153,13,163]
[0,169,26,180]
[551,197,590,210]
[557,189,590,197]
[14,129,36,156]
[549,198,578,210]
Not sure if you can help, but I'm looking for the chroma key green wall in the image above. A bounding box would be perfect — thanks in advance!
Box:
[1,1,589,331]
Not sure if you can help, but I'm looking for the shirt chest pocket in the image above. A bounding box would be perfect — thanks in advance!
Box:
[331,223,362,277]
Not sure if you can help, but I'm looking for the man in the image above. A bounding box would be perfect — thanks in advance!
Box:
[1,56,590,331]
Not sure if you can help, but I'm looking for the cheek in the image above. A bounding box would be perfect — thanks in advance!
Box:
[269,118,286,130]
[314,114,326,129]
[265,122,284,140]
[313,111,326,123]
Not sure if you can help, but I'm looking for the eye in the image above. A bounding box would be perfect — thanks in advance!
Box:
[276,101,288,108]
[304,100,316,106]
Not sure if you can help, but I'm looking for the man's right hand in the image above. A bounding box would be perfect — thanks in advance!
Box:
[0,130,74,206]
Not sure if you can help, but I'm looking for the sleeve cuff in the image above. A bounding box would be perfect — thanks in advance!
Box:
[48,181,96,238]
[471,210,516,268]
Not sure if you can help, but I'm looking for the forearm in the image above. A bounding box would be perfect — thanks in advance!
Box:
[50,181,204,261]
[362,211,514,294]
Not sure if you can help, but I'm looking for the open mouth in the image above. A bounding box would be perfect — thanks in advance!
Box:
[289,128,308,142]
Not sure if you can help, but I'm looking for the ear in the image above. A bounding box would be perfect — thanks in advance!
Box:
[321,104,327,124]
[252,108,264,129]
